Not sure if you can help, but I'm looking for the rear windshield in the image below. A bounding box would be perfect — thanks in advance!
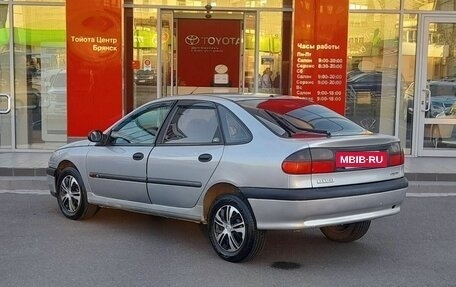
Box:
[236,98,366,137]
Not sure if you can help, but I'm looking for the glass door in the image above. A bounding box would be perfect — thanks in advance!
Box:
[415,15,456,156]
[0,3,12,150]
[163,10,244,95]
[160,9,174,97]
[242,11,257,94]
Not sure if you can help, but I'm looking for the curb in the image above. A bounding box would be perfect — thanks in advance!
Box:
[0,176,48,190]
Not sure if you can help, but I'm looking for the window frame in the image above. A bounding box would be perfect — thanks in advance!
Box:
[157,100,223,146]
[108,100,176,146]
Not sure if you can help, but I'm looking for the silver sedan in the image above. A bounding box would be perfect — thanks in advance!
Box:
[47,94,408,262]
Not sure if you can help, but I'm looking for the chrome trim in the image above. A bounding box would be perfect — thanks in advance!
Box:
[147,177,202,188]
[89,172,146,183]
[0,94,11,114]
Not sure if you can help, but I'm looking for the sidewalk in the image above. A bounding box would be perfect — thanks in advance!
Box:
[0,152,455,190]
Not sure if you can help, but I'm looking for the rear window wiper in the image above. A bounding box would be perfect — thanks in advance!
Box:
[263,110,294,137]
[263,110,331,137]
[287,123,331,137]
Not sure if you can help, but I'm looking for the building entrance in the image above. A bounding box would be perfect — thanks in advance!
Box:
[412,15,456,156]
[174,17,242,93]
[160,10,256,98]
[126,7,287,112]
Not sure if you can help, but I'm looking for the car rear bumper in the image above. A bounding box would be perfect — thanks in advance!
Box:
[242,178,407,230]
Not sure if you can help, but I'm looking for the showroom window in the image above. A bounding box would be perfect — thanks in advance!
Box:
[349,0,400,10]
[13,4,66,149]
[404,0,456,11]
[346,13,400,135]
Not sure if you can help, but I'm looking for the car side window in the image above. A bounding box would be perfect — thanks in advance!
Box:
[163,102,221,145]
[110,102,173,145]
[218,105,252,144]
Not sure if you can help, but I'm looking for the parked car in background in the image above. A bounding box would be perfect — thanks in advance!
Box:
[405,80,456,119]
[47,94,407,262]
[134,69,157,85]
[347,71,398,97]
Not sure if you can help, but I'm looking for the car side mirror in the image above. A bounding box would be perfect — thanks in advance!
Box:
[88,130,104,143]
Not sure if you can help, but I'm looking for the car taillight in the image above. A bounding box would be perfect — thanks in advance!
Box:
[282,148,335,174]
[387,142,404,167]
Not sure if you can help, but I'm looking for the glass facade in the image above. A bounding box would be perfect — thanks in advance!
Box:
[0,0,456,158]
[346,13,400,136]
[349,0,400,10]
[130,0,290,8]
[13,5,66,149]
[130,8,159,107]
[405,0,456,10]
[0,4,11,149]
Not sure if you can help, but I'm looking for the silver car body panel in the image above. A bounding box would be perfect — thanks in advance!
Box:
[47,94,408,230]
[86,145,153,203]
[249,188,406,230]
[147,145,224,208]
[88,193,203,222]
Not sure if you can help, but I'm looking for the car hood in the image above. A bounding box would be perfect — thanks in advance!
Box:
[56,139,91,151]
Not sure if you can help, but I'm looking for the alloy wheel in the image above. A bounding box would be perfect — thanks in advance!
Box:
[213,205,246,252]
[59,175,81,214]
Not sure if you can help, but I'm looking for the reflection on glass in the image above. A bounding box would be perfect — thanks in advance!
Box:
[399,14,417,153]
[133,8,158,108]
[402,20,456,152]
[425,122,456,149]
[13,5,66,149]
[258,12,282,94]
[13,0,64,2]
[243,12,256,94]
[161,10,173,98]
[132,0,286,7]
[421,22,456,151]
[349,0,399,10]
[405,0,456,11]
[0,4,11,149]
[346,13,399,135]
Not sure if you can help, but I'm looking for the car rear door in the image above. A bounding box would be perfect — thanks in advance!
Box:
[146,100,224,208]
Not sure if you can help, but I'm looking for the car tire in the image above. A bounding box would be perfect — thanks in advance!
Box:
[320,220,371,242]
[56,167,99,220]
[208,194,265,262]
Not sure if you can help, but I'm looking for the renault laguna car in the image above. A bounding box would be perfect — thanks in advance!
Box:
[47,94,407,262]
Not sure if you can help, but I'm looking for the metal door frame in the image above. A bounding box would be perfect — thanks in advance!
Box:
[158,8,258,97]
[414,14,456,156]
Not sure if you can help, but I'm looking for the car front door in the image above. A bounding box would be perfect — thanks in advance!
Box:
[86,101,175,203]
[147,100,224,208]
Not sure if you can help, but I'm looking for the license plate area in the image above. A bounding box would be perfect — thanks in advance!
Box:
[336,151,388,168]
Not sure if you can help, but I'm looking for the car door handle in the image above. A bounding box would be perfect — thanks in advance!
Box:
[198,153,212,162]
[132,152,144,161]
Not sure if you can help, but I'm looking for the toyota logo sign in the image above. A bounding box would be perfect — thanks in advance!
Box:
[185,35,200,45]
